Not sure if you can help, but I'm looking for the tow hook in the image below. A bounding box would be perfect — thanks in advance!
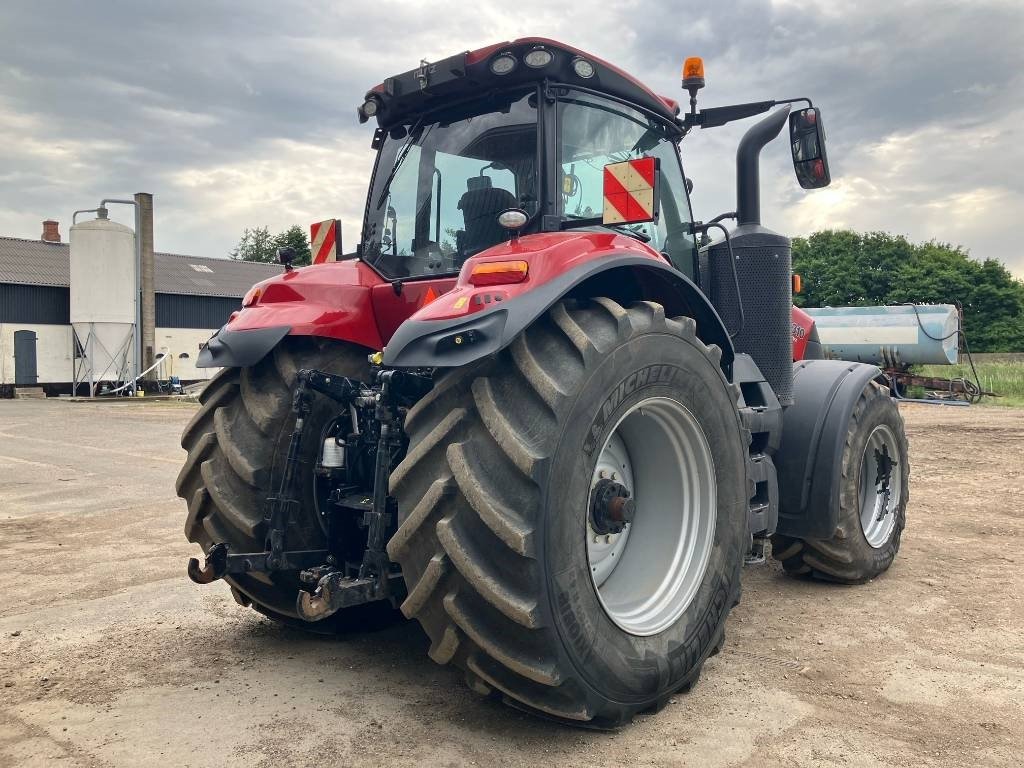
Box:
[187,542,229,584]
[590,478,635,536]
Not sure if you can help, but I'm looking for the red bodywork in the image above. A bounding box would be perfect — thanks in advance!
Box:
[226,232,666,351]
[228,231,817,361]
[791,305,816,361]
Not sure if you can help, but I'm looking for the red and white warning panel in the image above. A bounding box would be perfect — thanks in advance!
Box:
[602,157,660,225]
[310,219,341,264]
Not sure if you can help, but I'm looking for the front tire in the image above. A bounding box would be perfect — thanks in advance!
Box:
[772,380,909,583]
[387,298,748,726]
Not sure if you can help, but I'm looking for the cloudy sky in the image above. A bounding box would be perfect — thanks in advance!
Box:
[1,1,1022,274]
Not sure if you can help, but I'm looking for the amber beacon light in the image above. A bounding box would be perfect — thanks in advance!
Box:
[682,57,705,90]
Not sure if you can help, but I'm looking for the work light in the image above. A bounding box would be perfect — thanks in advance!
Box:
[490,54,517,75]
[524,48,553,68]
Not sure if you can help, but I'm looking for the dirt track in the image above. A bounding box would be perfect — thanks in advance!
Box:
[1,399,1022,767]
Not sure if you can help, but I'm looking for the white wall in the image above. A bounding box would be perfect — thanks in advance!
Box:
[154,327,218,382]
[0,323,219,385]
[0,323,73,385]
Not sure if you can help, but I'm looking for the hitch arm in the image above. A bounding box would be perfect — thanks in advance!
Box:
[187,543,331,584]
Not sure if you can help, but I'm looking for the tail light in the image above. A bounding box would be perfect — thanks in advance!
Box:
[468,260,529,286]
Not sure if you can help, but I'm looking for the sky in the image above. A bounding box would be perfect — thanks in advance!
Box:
[1,0,1022,275]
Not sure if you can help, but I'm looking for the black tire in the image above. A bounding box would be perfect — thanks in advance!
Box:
[176,336,385,630]
[386,298,748,727]
[771,380,909,584]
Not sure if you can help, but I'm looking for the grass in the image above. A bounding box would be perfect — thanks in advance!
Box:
[915,359,1024,407]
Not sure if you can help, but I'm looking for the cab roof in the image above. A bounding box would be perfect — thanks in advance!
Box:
[361,37,681,129]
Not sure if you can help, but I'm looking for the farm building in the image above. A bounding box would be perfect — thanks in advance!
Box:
[0,221,281,394]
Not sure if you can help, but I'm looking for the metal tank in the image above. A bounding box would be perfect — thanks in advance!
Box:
[805,304,959,367]
[69,212,137,395]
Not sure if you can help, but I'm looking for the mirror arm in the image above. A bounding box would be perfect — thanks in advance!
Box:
[685,97,812,130]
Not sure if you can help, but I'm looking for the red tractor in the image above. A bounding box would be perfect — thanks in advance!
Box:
[180,39,908,726]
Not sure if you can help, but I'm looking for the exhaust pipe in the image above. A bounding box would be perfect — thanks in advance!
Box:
[736,106,791,226]
[702,105,795,405]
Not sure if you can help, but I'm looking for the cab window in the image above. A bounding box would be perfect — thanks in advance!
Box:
[557,91,696,277]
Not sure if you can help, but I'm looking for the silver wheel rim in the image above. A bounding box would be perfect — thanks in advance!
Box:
[587,397,716,637]
[859,424,901,548]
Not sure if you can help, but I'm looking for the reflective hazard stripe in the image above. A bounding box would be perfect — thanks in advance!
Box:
[310,219,338,264]
[603,157,657,225]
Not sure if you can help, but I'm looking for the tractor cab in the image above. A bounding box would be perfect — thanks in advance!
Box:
[359,39,699,283]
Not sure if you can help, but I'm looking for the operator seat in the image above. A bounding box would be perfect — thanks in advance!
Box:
[457,176,518,256]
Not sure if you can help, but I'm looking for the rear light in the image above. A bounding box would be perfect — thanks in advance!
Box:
[242,286,262,307]
[468,260,529,286]
[792,273,803,294]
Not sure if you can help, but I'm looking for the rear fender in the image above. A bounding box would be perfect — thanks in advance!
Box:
[197,260,385,368]
[383,254,734,376]
[775,359,886,538]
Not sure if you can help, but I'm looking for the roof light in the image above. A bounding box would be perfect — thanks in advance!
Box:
[524,48,553,68]
[572,57,595,79]
[490,54,517,75]
[361,97,379,117]
[469,260,529,287]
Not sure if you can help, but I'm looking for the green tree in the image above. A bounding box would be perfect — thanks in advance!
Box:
[230,225,311,266]
[271,225,312,266]
[230,226,276,262]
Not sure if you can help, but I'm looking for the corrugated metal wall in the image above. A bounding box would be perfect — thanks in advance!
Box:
[0,284,70,324]
[1,284,241,329]
[155,293,241,329]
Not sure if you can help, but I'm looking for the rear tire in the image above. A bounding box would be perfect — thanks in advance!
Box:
[387,298,748,726]
[176,337,389,630]
[772,380,908,583]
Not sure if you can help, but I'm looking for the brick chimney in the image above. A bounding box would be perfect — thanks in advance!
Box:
[41,219,61,243]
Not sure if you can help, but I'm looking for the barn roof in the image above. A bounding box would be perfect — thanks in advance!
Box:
[0,236,282,298]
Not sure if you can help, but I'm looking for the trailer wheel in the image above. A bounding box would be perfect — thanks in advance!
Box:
[387,298,748,726]
[772,381,909,583]
[176,337,390,630]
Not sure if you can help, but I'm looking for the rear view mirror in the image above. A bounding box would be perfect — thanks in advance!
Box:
[789,108,831,189]
[602,157,661,225]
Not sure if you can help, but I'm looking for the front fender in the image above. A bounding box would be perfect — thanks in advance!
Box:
[775,359,886,538]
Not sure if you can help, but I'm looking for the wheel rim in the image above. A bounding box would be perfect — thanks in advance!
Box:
[859,424,902,548]
[587,397,717,637]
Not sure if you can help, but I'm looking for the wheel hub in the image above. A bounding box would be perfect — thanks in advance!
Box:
[589,478,635,536]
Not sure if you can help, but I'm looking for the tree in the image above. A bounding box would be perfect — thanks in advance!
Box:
[271,225,312,267]
[229,226,276,263]
[230,225,312,266]
[793,230,1024,352]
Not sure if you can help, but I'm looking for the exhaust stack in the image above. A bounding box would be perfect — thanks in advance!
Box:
[736,106,791,226]
[702,105,795,405]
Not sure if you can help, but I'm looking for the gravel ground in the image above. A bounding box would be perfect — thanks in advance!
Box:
[0,398,1021,767]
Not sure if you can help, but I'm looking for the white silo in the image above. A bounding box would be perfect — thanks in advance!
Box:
[70,212,137,396]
